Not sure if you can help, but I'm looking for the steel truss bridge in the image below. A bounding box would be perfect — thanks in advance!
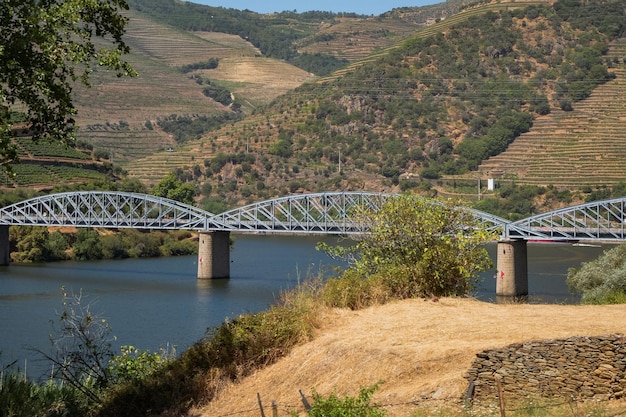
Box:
[1,191,626,242]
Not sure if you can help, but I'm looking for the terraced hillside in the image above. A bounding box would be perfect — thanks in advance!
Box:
[297,17,422,61]
[125,0,559,186]
[2,134,110,189]
[72,9,314,164]
[477,38,626,188]
[125,113,271,184]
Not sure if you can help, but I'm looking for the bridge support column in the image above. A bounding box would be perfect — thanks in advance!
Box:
[197,231,230,279]
[0,225,9,266]
[496,239,528,297]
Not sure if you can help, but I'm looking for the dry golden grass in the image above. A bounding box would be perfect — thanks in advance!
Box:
[191,298,626,417]
[202,57,317,108]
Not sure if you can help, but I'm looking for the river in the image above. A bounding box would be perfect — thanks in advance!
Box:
[0,234,611,378]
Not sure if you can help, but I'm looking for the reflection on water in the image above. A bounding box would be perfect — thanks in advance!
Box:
[0,236,614,377]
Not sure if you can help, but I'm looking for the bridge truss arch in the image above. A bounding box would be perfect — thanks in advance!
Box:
[0,191,224,230]
[209,192,392,234]
[209,191,510,235]
[0,190,526,237]
[506,197,626,241]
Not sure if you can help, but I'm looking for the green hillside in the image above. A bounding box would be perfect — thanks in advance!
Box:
[4,0,626,216]
[122,0,626,210]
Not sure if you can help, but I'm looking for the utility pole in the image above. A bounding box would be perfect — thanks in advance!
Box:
[338,149,342,174]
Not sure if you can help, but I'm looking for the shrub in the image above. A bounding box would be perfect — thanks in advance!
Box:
[0,371,87,417]
[319,193,494,299]
[37,289,115,404]
[109,345,175,384]
[297,384,386,417]
[567,244,626,304]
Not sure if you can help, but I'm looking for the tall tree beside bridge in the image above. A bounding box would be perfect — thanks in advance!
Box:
[320,193,495,306]
[0,0,135,170]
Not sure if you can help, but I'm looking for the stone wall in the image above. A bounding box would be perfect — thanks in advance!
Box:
[465,334,626,402]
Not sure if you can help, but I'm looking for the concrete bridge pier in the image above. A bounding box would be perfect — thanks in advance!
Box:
[197,231,230,279]
[496,239,528,297]
[0,225,9,266]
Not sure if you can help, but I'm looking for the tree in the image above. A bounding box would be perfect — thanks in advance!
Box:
[10,226,49,263]
[152,173,196,205]
[73,228,104,260]
[319,193,494,300]
[0,0,135,169]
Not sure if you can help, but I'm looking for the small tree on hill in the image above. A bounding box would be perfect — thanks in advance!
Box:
[319,193,494,303]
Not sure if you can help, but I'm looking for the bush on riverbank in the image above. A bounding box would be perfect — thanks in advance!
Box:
[567,243,626,304]
[96,277,325,416]
[0,371,89,417]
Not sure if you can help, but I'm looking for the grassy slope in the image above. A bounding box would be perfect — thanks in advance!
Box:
[194,298,626,417]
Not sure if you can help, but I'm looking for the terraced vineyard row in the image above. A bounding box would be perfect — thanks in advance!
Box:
[6,163,107,188]
[477,39,626,187]
[16,138,91,160]
[299,18,420,62]
[2,132,112,189]
[122,12,258,67]
[79,126,175,163]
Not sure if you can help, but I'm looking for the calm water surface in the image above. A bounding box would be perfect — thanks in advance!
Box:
[0,235,611,378]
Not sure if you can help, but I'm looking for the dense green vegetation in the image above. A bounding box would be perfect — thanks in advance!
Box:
[472,182,626,220]
[126,0,359,75]
[8,226,197,263]
[179,58,219,73]
[156,112,242,143]
[319,194,494,306]
[0,0,135,171]
[567,243,626,304]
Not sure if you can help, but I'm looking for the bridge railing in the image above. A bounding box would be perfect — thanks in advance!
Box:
[208,192,393,235]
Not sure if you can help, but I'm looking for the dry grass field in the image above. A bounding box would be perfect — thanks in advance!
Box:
[193,298,626,417]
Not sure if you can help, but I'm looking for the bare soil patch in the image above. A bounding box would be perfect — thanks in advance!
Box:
[193,298,626,417]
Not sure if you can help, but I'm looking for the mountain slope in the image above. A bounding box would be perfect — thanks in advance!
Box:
[123,0,626,210]
[70,7,319,165]
[476,38,626,187]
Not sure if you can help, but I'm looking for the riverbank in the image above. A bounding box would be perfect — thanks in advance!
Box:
[195,298,626,416]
